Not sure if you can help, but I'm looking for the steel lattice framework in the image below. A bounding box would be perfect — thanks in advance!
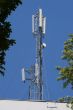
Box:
[22,9,46,100]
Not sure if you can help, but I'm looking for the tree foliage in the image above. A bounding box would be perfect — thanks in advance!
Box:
[57,34,73,89]
[0,0,22,75]
[57,34,73,109]
[58,96,73,109]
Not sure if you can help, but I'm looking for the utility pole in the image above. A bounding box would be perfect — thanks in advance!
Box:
[22,9,46,100]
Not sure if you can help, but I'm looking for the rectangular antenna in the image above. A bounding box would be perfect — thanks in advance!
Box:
[35,63,39,84]
[39,9,43,27]
[21,68,25,81]
[42,17,46,34]
[32,15,34,33]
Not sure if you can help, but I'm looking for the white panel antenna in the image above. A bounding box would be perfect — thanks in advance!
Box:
[21,68,25,82]
[35,63,39,84]
[42,17,46,34]
[32,15,34,33]
[39,9,43,27]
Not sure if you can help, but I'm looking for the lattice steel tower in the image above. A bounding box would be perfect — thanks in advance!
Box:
[22,9,46,100]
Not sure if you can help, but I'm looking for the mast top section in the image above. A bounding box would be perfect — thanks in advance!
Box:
[32,9,46,35]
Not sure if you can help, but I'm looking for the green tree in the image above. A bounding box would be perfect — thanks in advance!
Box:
[0,0,22,75]
[57,34,73,89]
[57,34,73,109]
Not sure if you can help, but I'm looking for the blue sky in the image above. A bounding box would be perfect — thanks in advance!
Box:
[0,0,73,101]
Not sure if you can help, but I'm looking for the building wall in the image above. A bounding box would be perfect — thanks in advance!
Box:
[0,100,71,110]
